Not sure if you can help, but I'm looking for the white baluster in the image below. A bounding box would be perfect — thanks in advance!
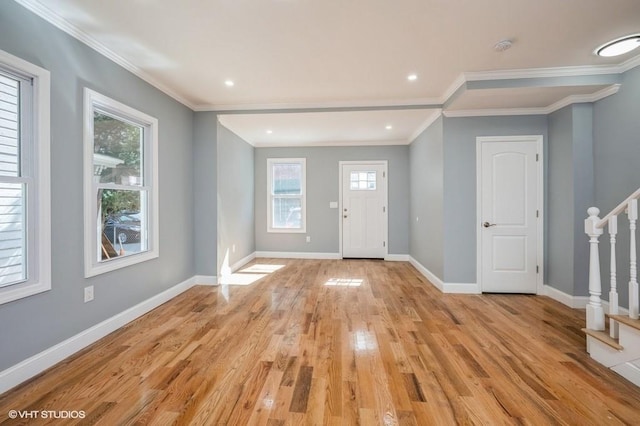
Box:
[609,215,619,338]
[629,199,639,319]
[585,207,604,331]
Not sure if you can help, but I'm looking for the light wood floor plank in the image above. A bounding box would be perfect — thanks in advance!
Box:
[1,258,640,424]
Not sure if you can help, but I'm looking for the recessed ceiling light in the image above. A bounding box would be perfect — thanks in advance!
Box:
[385,125,393,130]
[224,80,235,87]
[596,34,640,57]
[266,130,273,134]
[407,74,418,81]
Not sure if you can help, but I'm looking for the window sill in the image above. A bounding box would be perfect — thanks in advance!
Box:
[84,249,159,278]
[267,228,307,234]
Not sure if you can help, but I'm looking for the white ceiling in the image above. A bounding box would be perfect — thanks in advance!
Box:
[18,0,640,145]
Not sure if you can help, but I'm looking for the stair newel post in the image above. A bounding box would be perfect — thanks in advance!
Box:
[585,207,605,331]
[609,215,619,338]
[629,199,639,320]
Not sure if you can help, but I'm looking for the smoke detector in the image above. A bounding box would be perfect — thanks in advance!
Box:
[494,39,513,52]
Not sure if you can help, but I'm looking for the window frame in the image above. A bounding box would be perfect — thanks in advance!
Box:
[83,88,159,277]
[0,49,51,305]
[267,158,306,233]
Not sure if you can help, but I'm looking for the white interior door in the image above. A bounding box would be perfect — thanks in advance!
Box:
[341,162,387,258]
[479,137,541,293]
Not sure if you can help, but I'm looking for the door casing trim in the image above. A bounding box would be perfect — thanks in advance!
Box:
[475,135,544,294]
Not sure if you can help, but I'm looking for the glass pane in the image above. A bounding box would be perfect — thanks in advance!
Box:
[0,74,20,177]
[350,170,376,191]
[272,163,301,195]
[93,111,143,186]
[272,197,302,229]
[0,182,25,287]
[98,189,147,261]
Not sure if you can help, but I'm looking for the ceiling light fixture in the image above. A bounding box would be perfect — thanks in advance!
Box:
[385,125,393,130]
[595,34,640,57]
[493,39,512,52]
[224,80,235,87]
[266,130,273,134]
[407,74,417,81]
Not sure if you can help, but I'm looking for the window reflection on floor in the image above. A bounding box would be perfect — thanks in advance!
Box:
[325,278,364,287]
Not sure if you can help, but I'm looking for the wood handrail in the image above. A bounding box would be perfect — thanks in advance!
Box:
[597,187,640,228]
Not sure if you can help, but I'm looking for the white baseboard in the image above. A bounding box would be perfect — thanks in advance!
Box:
[409,256,480,294]
[0,275,200,395]
[409,256,444,291]
[385,254,410,261]
[543,285,589,308]
[255,251,341,260]
[230,252,256,272]
[443,282,481,294]
[193,275,217,286]
[543,284,630,314]
[612,361,640,388]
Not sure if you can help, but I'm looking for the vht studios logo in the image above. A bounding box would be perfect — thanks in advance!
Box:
[8,410,86,420]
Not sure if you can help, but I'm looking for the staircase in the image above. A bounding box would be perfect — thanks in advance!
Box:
[583,188,640,386]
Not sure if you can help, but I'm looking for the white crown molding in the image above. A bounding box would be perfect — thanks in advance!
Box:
[464,56,640,82]
[443,107,548,118]
[443,84,621,118]
[619,54,640,73]
[196,98,443,113]
[13,0,196,110]
[439,74,467,103]
[544,84,621,113]
[408,109,442,142]
[252,138,409,148]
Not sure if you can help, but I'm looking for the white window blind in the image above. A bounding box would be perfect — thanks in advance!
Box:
[0,72,26,287]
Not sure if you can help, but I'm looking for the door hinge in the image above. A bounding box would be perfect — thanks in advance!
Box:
[383,206,386,213]
[536,265,539,273]
[536,210,539,218]
[383,171,386,178]
[536,153,539,162]
[383,241,386,247]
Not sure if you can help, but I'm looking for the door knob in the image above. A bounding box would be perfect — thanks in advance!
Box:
[483,222,496,228]
[344,215,348,218]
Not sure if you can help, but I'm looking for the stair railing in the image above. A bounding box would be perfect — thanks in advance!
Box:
[586,187,640,338]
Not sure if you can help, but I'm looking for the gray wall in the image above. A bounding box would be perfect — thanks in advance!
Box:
[0,2,195,371]
[571,104,594,297]
[193,112,217,276]
[442,115,548,283]
[255,145,410,255]
[593,65,640,308]
[548,106,575,295]
[546,104,594,297]
[409,117,444,278]
[217,123,255,272]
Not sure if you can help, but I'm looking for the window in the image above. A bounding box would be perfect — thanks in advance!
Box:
[350,171,377,190]
[0,49,51,305]
[83,89,158,277]
[267,158,306,233]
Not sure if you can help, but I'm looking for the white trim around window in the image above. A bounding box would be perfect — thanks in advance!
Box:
[0,49,51,305]
[83,89,159,277]
[267,158,306,233]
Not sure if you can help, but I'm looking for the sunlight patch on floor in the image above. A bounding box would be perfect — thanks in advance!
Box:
[325,278,364,287]
[240,264,285,274]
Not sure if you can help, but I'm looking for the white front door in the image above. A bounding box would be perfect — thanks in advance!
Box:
[478,136,541,293]
[341,162,387,259]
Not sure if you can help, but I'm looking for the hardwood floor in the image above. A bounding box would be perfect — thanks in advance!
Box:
[2,259,640,425]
